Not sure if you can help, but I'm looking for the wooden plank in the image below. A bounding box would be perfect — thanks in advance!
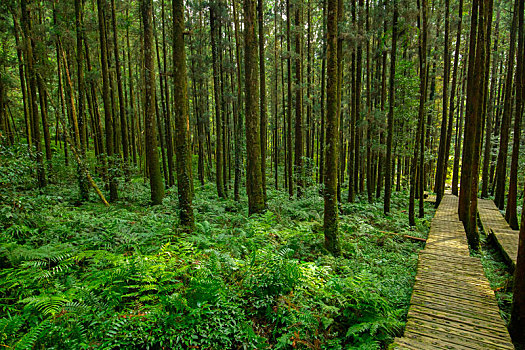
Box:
[410,295,503,321]
[405,319,514,350]
[409,304,510,335]
[408,311,512,341]
[412,285,498,307]
[401,333,475,350]
[392,194,514,350]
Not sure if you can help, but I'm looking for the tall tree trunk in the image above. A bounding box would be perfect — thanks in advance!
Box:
[494,0,518,210]
[444,0,464,199]
[97,0,117,201]
[324,0,340,256]
[376,7,387,199]
[295,0,304,197]
[452,68,466,196]
[11,16,31,150]
[232,0,243,201]
[141,0,165,204]
[336,0,343,203]
[348,2,356,203]
[354,0,363,198]
[319,0,326,185]
[75,0,89,201]
[21,0,46,188]
[244,0,266,215]
[173,0,194,229]
[126,13,137,166]
[286,0,293,197]
[481,10,499,198]
[505,0,524,230]
[409,0,427,226]
[258,0,268,201]
[384,0,398,215]
[110,0,130,181]
[509,186,525,343]
[467,0,491,241]
[210,5,225,198]
[162,0,175,187]
[434,0,450,205]
[273,0,279,190]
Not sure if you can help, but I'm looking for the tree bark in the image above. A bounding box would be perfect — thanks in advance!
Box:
[21,0,46,188]
[505,0,524,230]
[141,0,165,204]
[258,0,268,201]
[384,0,398,215]
[509,185,525,344]
[173,0,194,229]
[244,0,266,215]
[434,0,450,206]
[494,0,518,210]
[295,0,304,197]
[210,5,225,198]
[324,0,340,256]
[97,0,117,201]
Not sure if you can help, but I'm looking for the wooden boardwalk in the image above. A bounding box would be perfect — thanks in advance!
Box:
[478,198,519,267]
[391,194,514,349]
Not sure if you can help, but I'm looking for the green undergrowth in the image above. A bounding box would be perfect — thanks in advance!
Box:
[0,149,435,349]
[477,222,514,325]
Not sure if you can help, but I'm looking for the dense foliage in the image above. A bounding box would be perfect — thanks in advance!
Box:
[0,143,434,349]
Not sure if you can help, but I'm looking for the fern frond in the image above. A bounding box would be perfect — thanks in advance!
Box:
[22,295,69,316]
[13,319,50,350]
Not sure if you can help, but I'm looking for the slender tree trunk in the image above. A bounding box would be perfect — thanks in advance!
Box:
[258,0,268,201]
[348,2,356,203]
[273,0,279,190]
[244,0,266,215]
[409,0,427,226]
[110,0,129,181]
[467,0,491,241]
[384,0,398,215]
[232,0,243,201]
[452,68,466,196]
[97,0,117,201]
[324,0,340,256]
[21,0,46,188]
[481,10,499,198]
[12,16,31,150]
[509,186,525,343]
[141,0,165,204]
[494,0,518,209]
[319,0,327,185]
[434,0,450,205]
[336,0,343,203]
[210,5,225,198]
[286,0,293,197]
[172,0,194,229]
[505,0,524,230]
[354,0,363,198]
[295,0,304,197]
[74,0,89,200]
[377,6,387,199]
[162,0,174,187]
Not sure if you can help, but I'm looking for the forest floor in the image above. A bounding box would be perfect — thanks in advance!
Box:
[0,147,513,349]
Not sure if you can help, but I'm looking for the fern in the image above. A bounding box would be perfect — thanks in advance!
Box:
[22,294,69,316]
[13,319,50,350]
[0,315,25,344]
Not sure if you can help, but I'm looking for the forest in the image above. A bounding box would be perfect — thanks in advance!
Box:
[0,0,524,347]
